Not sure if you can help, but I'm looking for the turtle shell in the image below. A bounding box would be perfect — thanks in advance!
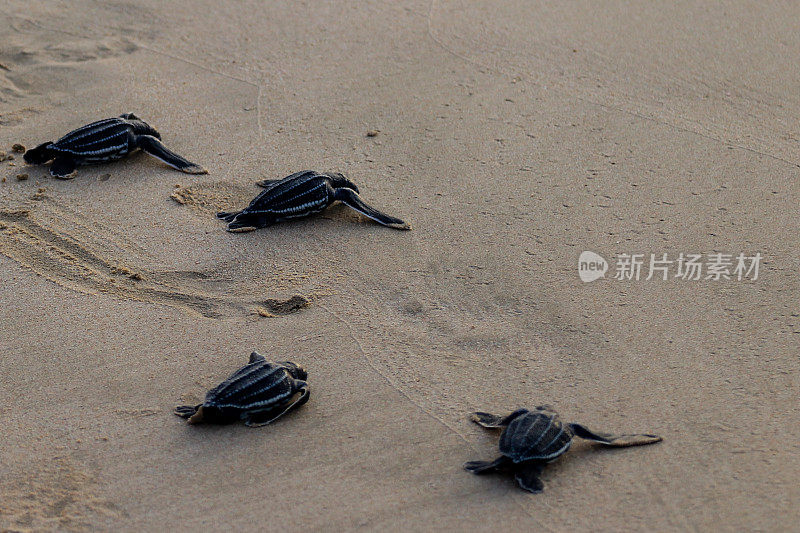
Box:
[203,358,297,418]
[49,115,159,163]
[49,118,135,162]
[243,170,335,219]
[499,407,574,462]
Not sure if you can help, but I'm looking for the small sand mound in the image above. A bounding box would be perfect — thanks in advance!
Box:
[170,182,250,215]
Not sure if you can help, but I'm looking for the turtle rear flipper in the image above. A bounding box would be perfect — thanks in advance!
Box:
[136,134,207,174]
[174,404,201,419]
[255,179,281,188]
[569,423,662,447]
[334,187,411,230]
[50,156,77,179]
[471,409,528,429]
[464,455,510,474]
[216,210,264,232]
[244,383,310,427]
[514,462,545,493]
[217,211,268,232]
[216,210,240,222]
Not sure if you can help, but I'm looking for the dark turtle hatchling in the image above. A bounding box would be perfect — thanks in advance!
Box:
[23,113,207,178]
[175,352,309,427]
[465,405,662,493]
[216,170,411,232]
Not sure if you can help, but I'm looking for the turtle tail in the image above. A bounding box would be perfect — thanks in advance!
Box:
[23,142,55,165]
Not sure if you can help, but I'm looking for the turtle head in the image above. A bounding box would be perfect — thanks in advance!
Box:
[279,361,307,380]
[120,113,161,139]
[23,142,55,165]
[326,172,359,193]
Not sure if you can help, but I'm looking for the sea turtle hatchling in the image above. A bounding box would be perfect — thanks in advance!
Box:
[216,170,411,232]
[175,352,309,427]
[465,405,662,493]
[23,113,207,178]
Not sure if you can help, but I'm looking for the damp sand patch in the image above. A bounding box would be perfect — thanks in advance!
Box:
[255,294,311,317]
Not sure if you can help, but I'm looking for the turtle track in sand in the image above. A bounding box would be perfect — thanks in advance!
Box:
[0,195,306,318]
[0,457,124,531]
[0,28,138,104]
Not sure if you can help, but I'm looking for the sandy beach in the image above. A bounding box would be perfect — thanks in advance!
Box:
[1,1,798,531]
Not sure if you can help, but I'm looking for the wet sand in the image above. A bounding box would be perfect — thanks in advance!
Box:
[1,1,798,531]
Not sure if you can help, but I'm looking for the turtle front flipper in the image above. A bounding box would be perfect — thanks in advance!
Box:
[464,455,510,474]
[50,156,77,179]
[470,409,528,429]
[174,404,201,419]
[514,462,545,493]
[244,382,310,427]
[569,423,662,447]
[135,134,207,174]
[334,188,411,230]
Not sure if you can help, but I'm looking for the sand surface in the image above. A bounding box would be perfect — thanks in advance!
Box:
[1,1,798,531]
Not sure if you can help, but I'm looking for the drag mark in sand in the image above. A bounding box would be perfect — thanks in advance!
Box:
[0,206,225,318]
[0,197,307,319]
